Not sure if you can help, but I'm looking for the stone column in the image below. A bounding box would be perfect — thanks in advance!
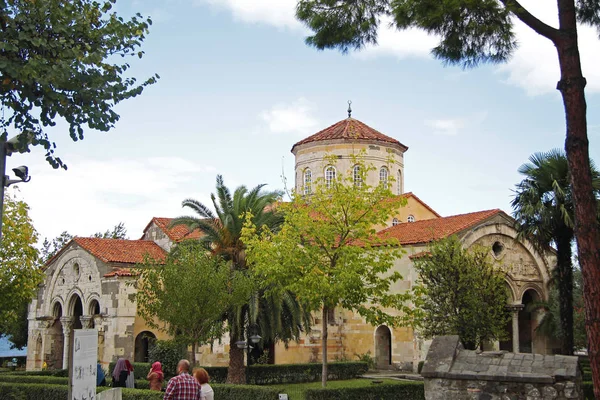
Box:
[60,317,73,370]
[509,305,524,353]
[80,315,93,329]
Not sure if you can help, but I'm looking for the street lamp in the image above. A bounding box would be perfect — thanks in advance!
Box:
[0,133,33,241]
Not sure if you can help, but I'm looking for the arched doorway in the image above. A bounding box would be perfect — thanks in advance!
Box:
[500,283,516,352]
[69,295,83,329]
[134,332,156,363]
[519,289,540,353]
[48,302,64,369]
[375,325,392,369]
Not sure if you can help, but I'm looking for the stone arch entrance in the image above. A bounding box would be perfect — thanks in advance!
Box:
[134,331,156,363]
[519,288,540,353]
[375,325,392,369]
[48,302,64,369]
[69,294,83,329]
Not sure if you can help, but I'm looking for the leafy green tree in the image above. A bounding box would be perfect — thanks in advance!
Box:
[0,191,42,341]
[135,241,251,367]
[0,0,159,168]
[412,236,510,350]
[294,1,600,394]
[148,340,187,378]
[92,222,128,240]
[172,175,308,384]
[512,149,600,354]
[243,157,412,387]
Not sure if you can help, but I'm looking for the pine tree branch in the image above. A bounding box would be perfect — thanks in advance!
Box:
[500,0,560,41]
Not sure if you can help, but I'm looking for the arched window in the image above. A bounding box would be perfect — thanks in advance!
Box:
[379,167,389,187]
[407,215,415,223]
[353,165,362,188]
[303,169,312,195]
[397,170,402,195]
[325,166,336,189]
[392,218,399,226]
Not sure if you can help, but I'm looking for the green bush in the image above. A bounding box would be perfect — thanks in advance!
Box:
[0,374,68,385]
[582,381,595,399]
[148,339,187,377]
[0,382,68,400]
[212,384,280,399]
[246,362,369,385]
[304,381,425,400]
[355,352,376,370]
[3,369,68,377]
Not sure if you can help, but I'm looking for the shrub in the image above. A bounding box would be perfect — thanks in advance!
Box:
[148,339,187,377]
[355,352,376,370]
[582,381,595,399]
[246,362,368,385]
[304,381,425,400]
[0,374,68,385]
[212,384,280,399]
[3,369,68,377]
[109,362,151,380]
[0,382,69,400]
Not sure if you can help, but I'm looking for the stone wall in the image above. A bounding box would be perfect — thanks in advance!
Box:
[422,336,583,400]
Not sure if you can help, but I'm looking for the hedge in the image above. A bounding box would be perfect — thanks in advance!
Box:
[3,369,68,377]
[583,381,595,399]
[0,382,281,400]
[304,381,425,400]
[0,374,68,385]
[108,361,367,384]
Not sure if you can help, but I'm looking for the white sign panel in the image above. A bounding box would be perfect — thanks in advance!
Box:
[71,329,98,400]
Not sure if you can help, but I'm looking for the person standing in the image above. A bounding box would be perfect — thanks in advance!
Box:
[124,359,135,388]
[193,368,214,400]
[164,360,201,400]
[112,358,129,388]
[147,361,165,391]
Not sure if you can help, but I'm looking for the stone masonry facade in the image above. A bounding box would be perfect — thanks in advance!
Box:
[422,336,583,400]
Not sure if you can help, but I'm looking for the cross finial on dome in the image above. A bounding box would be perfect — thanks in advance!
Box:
[347,100,352,118]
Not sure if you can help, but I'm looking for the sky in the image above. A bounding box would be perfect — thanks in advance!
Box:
[8,0,600,242]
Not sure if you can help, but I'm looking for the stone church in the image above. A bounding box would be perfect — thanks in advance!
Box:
[26,116,557,372]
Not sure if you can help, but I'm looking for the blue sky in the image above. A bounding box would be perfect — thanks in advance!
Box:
[9,0,600,242]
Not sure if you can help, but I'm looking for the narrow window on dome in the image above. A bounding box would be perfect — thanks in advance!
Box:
[397,170,402,195]
[325,166,336,189]
[407,215,415,223]
[303,169,312,195]
[379,166,389,187]
[353,165,362,188]
[392,218,399,226]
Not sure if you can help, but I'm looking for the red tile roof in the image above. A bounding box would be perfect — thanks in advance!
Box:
[377,209,503,245]
[103,268,138,278]
[291,118,408,153]
[144,217,204,242]
[73,237,167,264]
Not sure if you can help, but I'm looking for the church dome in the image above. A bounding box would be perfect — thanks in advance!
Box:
[291,118,408,155]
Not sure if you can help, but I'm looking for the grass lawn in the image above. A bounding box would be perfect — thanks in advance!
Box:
[267,378,409,400]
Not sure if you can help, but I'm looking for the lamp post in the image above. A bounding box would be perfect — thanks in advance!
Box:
[235,332,262,367]
[0,133,33,241]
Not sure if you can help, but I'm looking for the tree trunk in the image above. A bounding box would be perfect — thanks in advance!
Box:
[556,232,574,355]
[321,306,328,388]
[555,1,600,396]
[226,334,246,384]
[191,342,197,368]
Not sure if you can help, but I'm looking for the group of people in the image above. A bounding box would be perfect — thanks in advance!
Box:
[106,358,213,400]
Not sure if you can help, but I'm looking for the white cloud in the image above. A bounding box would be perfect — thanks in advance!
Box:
[194,0,302,30]
[425,112,487,136]
[259,97,319,136]
[195,0,600,95]
[15,157,214,242]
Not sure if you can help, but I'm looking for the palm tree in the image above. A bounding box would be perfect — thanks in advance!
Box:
[512,149,600,355]
[172,175,309,383]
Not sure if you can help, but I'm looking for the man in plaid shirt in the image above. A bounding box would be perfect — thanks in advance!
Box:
[164,359,202,400]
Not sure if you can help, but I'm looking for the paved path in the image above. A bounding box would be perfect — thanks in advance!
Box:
[361,370,424,382]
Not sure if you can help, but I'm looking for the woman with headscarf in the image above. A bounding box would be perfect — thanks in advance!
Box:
[124,359,135,388]
[147,361,164,391]
[112,358,129,387]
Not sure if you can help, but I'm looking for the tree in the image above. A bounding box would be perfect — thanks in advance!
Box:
[243,157,412,387]
[411,236,510,350]
[171,175,308,384]
[40,222,128,263]
[0,0,159,168]
[0,191,42,342]
[512,149,600,355]
[294,1,600,395]
[135,241,251,367]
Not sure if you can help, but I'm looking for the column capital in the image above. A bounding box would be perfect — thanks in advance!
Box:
[60,317,73,333]
[506,304,524,313]
[80,315,94,329]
